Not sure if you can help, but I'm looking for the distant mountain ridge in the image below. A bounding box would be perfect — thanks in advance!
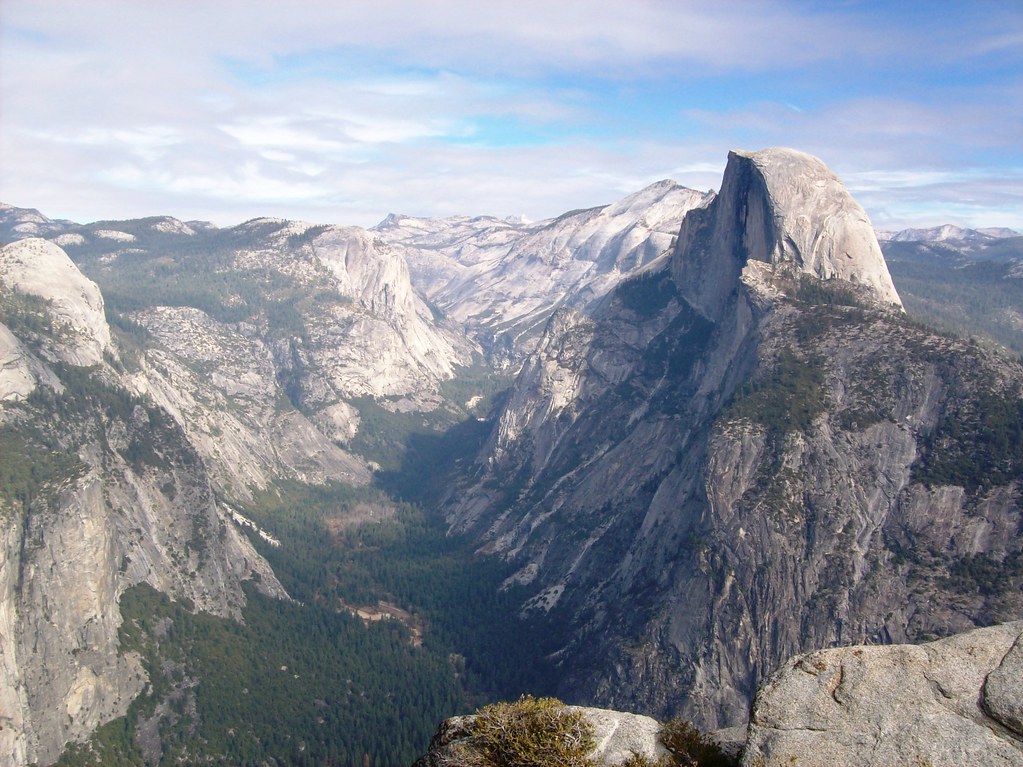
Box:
[876,223,1019,243]
[874,222,1023,355]
[372,179,712,364]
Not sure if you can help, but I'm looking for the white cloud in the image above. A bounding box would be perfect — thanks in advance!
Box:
[1,1,1021,230]
[218,118,360,156]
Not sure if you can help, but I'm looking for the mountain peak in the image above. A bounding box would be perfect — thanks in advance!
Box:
[673,148,902,316]
[0,238,112,366]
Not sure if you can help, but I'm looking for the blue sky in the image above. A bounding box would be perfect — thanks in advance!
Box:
[1,1,1020,230]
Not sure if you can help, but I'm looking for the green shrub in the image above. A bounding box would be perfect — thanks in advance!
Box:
[658,717,736,767]
[609,716,737,767]
[456,695,596,767]
[725,348,827,434]
[443,702,737,767]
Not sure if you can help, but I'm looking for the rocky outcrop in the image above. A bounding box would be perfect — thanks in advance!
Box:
[131,305,370,499]
[742,621,1023,766]
[305,225,474,396]
[0,322,57,402]
[0,238,112,366]
[673,148,902,319]
[446,148,1023,729]
[986,633,1023,738]
[200,217,475,405]
[418,622,1023,767]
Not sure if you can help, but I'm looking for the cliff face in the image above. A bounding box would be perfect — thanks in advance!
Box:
[130,304,371,500]
[0,416,286,766]
[0,240,286,765]
[0,238,112,366]
[672,148,902,320]
[447,149,1023,728]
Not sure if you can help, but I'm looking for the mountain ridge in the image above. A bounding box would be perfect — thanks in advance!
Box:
[0,147,1021,764]
[373,179,712,363]
[443,148,1023,728]
[0,238,288,764]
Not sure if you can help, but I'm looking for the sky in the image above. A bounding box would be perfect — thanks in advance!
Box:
[1,1,1021,231]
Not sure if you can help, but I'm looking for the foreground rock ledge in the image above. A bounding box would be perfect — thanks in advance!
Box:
[414,706,669,767]
[741,621,1023,767]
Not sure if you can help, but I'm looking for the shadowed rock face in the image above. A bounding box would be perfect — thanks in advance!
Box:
[742,621,1023,767]
[446,148,1023,729]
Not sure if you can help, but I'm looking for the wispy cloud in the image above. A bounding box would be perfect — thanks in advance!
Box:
[1,0,1020,229]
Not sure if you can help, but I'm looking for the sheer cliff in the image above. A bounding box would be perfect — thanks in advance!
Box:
[0,239,286,765]
[446,148,1023,728]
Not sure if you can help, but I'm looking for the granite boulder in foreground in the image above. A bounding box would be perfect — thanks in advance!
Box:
[741,621,1023,766]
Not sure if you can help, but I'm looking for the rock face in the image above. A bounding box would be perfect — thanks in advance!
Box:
[0,239,112,366]
[673,148,902,319]
[189,217,473,404]
[0,323,55,402]
[446,148,1023,728]
[375,180,710,362]
[0,390,287,765]
[0,243,292,765]
[985,631,1023,737]
[130,304,370,499]
[742,621,1023,767]
[300,224,473,398]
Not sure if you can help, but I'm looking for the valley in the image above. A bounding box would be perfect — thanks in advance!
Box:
[0,148,1021,766]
